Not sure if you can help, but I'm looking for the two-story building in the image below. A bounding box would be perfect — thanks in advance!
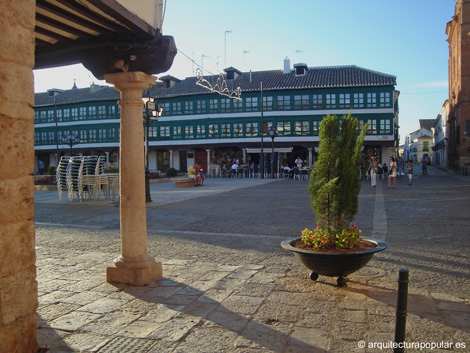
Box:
[34,60,399,174]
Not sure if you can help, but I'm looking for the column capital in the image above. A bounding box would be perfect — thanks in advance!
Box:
[104,71,157,93]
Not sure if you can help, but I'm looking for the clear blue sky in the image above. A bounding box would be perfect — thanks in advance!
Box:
[33,0,456,144]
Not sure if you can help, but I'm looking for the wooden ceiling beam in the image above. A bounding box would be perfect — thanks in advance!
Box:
[36,0,117,35]
[36,12,95,38]
[53,0,129,34]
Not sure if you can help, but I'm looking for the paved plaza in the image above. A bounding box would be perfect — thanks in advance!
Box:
[34,166,470,352]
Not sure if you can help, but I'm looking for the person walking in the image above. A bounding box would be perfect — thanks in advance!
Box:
[388,157,398,189]
[366,156,378,187]
[406,160,413,186]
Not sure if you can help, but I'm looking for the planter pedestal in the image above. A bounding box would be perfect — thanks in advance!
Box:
[281,238,387,287]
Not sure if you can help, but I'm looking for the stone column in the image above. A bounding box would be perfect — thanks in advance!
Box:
[104,72,162,286]
[243,148,247,164]
[105,151,110,167]
[169,149,174,168]
[0,1,39,352]
[206,149,211,171]
[308,148,313,167]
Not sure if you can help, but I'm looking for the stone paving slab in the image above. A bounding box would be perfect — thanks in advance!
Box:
[34,166,470,352]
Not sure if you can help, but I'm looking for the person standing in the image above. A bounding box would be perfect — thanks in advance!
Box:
[38,160,44,175]
[421,156,428,175]
[295,156,303,169]
[398,157,404,178]
[406,160,413,186]
[366,156,378,187]
[388,157,398,189]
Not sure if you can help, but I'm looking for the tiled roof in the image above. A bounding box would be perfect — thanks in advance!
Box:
[34,81,166,107]
[155,65,397,99]
[34,85,119,107]
[419,119,434,131]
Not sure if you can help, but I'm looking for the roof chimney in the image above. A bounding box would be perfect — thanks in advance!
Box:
[283,57,291,74]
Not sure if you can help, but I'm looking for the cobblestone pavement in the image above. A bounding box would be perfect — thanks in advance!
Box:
[34,165,470,352]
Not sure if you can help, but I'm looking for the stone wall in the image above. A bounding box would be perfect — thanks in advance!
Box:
[0,0,39,352]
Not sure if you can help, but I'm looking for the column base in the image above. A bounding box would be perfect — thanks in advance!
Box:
[107,256,162,286]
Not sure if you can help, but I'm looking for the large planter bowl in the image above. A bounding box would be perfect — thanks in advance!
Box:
[281,238,387,287]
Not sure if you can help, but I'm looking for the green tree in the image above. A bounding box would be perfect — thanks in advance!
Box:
[308,114,367,247]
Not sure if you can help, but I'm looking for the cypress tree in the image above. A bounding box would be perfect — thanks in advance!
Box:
[309,114,367,247]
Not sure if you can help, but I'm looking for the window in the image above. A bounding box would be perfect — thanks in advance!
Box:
[209,99,218,113]
[63,108,70,121]
[245,97,258,112]
[312,94,323,109]
[108,128,118,140]
[233,123,243,137]
[174,102,182,115]
[88,106,96,119]
[160,126,170,138]
[34,112,39,123]
[367,93,377,108]
[71,108,78,120]
[79,130,86,142]
[354,93,364,108]
[41,132,47,143]
[339,93,351,108]
[263,96,273,111]
[48,131,55,143]
[294,121,310,135]
[196,124,206,138]
[208,124,219,138]
[185,125,194,139]
[221,124,231,137]
[380,120,391,134]
[40,111,46,122]
[184,101,194,114]
[98,105,106,116]
[277,95,291,110]
[56,109,63,122]
[173,126,182,139]
[277,121,291,136]
[367,119,377,134]
[220,99,231,112]
[325,94,336,108]
[294,95,309,110]
[196,100,206,114]
[34,132,40,144]
[162,103,170,116]
[358,120,365,131]
[245,122,259,136]
[312,121,320,134]
[79,107,87,120]
[89,129,97,142]
[108,105,116,116]
[98,129,106,141]
[423,141,429,152]
[379,92,391,107]
[233,99,243,112]
[47,110,55,122]
[148,126,157,138]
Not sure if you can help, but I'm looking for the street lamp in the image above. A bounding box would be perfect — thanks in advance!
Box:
[143,97,163,203]
[269,124,278,179]
[62,132,80,156]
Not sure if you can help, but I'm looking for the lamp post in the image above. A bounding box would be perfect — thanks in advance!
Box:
[269,125,278,179]
[143,97,162,203]
[62,133,80,156]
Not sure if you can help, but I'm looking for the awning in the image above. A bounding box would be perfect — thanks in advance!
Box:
[34,0,176,79]
[246,147,294,154]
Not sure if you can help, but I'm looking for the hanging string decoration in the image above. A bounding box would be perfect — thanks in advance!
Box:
[195,68,242,101]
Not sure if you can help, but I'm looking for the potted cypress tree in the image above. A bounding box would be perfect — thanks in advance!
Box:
[281,114,387,287]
